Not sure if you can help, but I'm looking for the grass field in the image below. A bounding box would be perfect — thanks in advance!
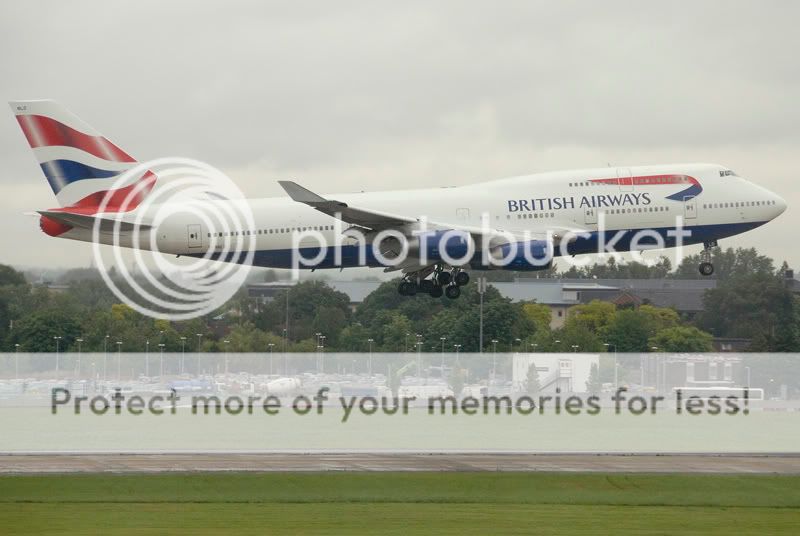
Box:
[1,472,799,535]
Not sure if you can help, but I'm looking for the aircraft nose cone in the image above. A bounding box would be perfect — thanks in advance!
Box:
[773,194,787,217]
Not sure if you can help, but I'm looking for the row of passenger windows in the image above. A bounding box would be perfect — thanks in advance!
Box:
[702,200,776,209]
[515,212,555,220]
[511,206,670,220]
[604,206,670,214]
[208,225,335,238]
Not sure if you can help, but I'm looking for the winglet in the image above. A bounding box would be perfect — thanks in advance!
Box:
[278,181,330,204]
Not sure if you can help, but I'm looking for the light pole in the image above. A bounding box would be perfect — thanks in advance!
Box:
[530,343,538,353]
[477,276,486,353]
[116,341,122,381]
[513,338,522,353]
[145,339,150,377]
[745,366,751,388]
[453,344,461,364]
[103,334,109,382]
[604,343,618,391]
[268,343,275,375]
[223,340,230,375]
[180,336,186,375]
[651,346,659,392]
[491,339,498,382]
[415,334,423,378]
[76,338,83,378]
[53,336,62,380]
[158,343,165,379]
[440,337,447,375]
[571,344,579,353]
[196,333,203,375]
[554,339,561,352]
[14,343,19,380]
[367,338,374,376]
[319,335,326,374]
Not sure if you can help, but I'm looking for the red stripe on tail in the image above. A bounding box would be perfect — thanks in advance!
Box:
[16,114,136,163]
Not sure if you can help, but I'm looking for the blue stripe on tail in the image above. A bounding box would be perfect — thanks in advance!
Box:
[40,159,120,194]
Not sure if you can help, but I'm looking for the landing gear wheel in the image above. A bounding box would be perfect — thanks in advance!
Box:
[445,285,461,299]
[454,271,470,286]
[699,262,714,276]
[398,281,418,295]
[429,286,443,298]
[420,279,435,293]
[436,271,452,286]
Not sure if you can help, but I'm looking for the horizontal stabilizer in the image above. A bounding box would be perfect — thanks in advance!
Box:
[38,210,152,233]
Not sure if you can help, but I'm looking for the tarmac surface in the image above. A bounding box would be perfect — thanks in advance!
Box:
[1,453,799,474]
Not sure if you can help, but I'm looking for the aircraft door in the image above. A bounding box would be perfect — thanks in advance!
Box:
[187,224,202,249]
[683,196,697,220]
[583,207,597,225]
[616,167,634,192]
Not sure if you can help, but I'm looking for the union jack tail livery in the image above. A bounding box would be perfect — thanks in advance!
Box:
[9,100,155,213]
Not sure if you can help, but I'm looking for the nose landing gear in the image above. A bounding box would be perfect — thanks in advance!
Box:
[698,240,717,276]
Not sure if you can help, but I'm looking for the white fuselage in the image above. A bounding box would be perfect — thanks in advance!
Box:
[55,163,786,270]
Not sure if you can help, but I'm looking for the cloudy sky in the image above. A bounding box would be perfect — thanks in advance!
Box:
[1,1,798,272]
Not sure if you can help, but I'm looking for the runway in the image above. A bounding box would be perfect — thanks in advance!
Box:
[2,453,799,474]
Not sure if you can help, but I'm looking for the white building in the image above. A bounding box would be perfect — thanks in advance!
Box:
[512,353,600,393]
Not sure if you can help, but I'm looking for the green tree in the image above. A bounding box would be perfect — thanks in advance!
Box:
[606,310,651,352]
[522,302,552,334]
[586,362,601,394]
[698,273,800,350]
[338,323,370,352]
[526,363,541,395]
[649,326,713,352]
[566,300,617,336]
[448,367,466,398]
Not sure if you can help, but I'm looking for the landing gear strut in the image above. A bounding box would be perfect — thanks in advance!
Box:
[698,240,717,277]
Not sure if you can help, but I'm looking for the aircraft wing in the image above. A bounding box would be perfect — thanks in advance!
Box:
[279,180,589,239]
[38,210,152,233]
[278,181,590,272]
[278,181,414,230]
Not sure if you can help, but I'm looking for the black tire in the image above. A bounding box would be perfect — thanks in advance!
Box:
[454,271,470,286]
[420,279,435,293]
[445,285,461,299]
[699,262,714,276]
[436,271,452,285]
[429,285,443,298]
[397,282,408,295]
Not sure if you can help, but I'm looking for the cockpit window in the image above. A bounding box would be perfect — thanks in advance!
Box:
[719,169,737,177]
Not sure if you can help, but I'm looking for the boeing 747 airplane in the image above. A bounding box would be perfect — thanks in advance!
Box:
[10,100,787,299]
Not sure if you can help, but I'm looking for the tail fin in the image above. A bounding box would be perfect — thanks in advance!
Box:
[9,100,155,211]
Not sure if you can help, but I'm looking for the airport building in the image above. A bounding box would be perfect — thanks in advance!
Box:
[248,278,717,328]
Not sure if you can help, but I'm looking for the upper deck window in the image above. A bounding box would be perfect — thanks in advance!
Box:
[719,169,737,177]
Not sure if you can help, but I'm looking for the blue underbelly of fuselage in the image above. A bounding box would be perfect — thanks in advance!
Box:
[195,221,766,271]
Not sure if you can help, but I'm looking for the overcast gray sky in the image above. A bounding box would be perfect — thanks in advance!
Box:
[1,1,798,272]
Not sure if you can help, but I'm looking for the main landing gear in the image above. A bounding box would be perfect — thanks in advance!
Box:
[699,240,717,276]
[397,266,470,299]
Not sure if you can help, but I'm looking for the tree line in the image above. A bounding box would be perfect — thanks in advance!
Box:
[1,247,798,354]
